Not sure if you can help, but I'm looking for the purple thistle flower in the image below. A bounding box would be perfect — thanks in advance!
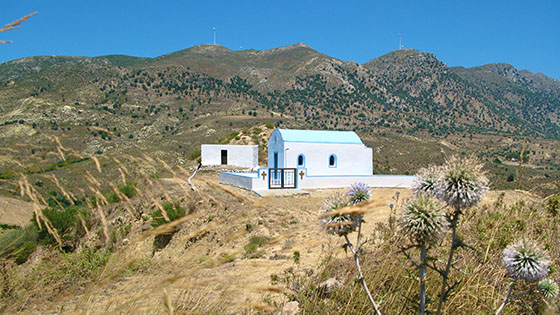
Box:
[347,182,371,205]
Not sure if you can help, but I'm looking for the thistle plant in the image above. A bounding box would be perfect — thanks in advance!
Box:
[400,195,446,314]
[319,193,360,236]
[412,165,442,197]
[434,156,489,315]
[502,239,551,283]
[497,239,553,314]
[388,190,401,230]
[319,186,381,315]
[435,156,489,209]
[401,196,446,246]
[539,279,559,299]
[347,182,370,205]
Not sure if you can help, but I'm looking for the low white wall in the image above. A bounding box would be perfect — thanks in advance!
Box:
[201,145,258,169]
[298,175,414,189]
[219,170,270,191]
[219,172,255,190]
[220,170,414,192]
[251,169,269,190]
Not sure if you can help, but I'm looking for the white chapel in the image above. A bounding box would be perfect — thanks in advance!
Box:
[267,129,373,176]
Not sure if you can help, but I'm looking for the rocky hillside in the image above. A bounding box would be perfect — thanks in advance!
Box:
[1,44,559,139]
[0,44,559,196]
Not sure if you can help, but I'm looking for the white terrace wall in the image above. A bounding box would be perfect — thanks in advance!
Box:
[297,173,415,189]
[219,169,414,193]
[201,145,258,169]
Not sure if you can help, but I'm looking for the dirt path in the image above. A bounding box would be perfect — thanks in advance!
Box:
[0,196,37,226]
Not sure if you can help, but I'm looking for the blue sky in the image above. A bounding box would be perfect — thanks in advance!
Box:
[2,1,559,79]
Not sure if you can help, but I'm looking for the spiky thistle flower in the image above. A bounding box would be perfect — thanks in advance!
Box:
[320,193,362,236]
[503,239,551,283]
[413,165,442,197]
[539,278,559,299]
[400,195,446,245]
[347,182,370,205]
[435,156,489,209]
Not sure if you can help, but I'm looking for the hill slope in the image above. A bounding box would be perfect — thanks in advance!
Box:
[0,44,559,195]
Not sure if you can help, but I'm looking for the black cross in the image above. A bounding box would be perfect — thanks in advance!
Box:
[261,171,267,180]
[299,170,305,180]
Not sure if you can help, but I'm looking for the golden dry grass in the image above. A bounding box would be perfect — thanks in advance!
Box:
[0,140,558,314]
[0,12,37,44]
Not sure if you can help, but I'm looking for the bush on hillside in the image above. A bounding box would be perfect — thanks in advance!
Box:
[150,202,186,228]
[0,225,39,264]
[106,183,137,203]
[151,202,187,251]
[33,205,91,249]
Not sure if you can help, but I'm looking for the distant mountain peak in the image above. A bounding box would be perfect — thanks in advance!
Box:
[188,44,232,54]
[257,42,314,55]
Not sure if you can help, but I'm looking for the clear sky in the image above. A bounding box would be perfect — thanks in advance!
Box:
[2,1,559,79]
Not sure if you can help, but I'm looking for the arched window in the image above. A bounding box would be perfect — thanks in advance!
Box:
[329,154,337,168]
[297,154,305,167]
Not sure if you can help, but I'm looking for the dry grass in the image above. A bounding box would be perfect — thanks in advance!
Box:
[1,141,311,314]
[0,12,37,44]
[295,194,560,314]
[0,139,558,314]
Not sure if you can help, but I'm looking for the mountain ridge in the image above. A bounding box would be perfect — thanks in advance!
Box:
[1,43,559,139]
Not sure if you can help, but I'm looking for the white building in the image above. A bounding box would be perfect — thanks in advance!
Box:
[201,144,258,169]
[219,128,414,193]
[267,129,373,175]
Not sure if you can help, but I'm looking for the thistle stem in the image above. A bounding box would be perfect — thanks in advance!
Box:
[436,209,460,315]
[496,280,516,315]
[356,217,363,251]
[344,234,382,315]
[419,243,428,315]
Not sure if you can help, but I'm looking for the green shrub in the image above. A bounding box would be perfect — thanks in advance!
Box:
[46,190,72,208]
[0,225,39,263]
[107,192,120,203]
[189,149,201,160]
[547,194,560,216]
[244,235,269,258]
[15,241,37,265]
[105,184,137,203]
[119,184,137,198]
[151,202,186,228]
[73,249,111,275]
[34,205,89,247]
[0,223,20,230]
[506,173,515,182]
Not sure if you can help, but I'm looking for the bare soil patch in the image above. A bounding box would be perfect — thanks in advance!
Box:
[0,196,37,226]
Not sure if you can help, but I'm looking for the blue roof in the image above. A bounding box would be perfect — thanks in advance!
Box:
[276,129,364,144]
